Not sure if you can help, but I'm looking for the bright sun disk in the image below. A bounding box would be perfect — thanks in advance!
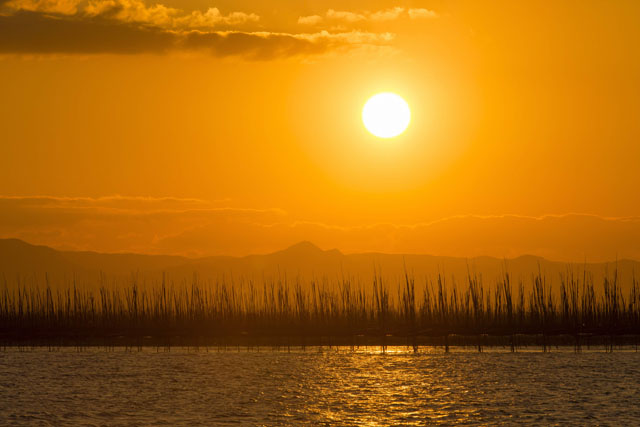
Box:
[362,92,411,138]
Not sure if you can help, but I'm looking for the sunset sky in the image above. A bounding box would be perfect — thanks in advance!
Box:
[1,0,639,260]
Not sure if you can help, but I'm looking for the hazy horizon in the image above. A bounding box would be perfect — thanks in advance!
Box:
[4,235,640,264]
[2,206,640,262]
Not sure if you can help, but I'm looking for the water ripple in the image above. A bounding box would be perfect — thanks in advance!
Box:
[0,348,639,425]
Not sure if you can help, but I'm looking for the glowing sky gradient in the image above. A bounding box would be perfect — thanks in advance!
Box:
[1,1,639,260]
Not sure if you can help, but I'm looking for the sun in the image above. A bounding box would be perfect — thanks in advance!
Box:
[362,92,411,138]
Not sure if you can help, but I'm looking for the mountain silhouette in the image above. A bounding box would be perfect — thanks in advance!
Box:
[0,238,637,293]
[272,241,340,256]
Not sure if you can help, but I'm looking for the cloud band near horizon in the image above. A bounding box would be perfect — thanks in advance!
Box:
[0,195,638,262]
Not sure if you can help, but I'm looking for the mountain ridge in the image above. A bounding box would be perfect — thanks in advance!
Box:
[1,238,637,290]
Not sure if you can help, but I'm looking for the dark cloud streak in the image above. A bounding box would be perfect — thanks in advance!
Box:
[0,11,172,54]
[0,10,382,58]
[182,31,327,59]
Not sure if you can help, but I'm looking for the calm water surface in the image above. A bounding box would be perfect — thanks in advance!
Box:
[1,347,639,425]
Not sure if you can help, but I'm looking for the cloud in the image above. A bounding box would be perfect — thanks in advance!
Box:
[369,7,405,22]
[5,0,259,29]
[297,14,323,26]
[0,12,175,55]
[0,0,392,57]
[0,196,639,261]
[117,213,640,261]
[82,0,260,29]
[180,30,393,60]
[298,6,438,26]
[175,8,260,28]
[408,8,438,20]
[0,13,391,58]
[82,0,182,27]
[0,195,286,256]
[326,7,404,23]
[4,0,80,14]
[326,9,368,23]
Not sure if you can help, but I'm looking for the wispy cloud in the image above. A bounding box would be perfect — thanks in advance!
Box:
[4,0,259,28]
[297,14,323,26]
[81,0,260,29]
[298,6,438,26]
[4,0,80,14]
[408,8,438,20]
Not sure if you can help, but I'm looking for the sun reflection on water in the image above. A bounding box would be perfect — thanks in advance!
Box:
[1,348,639,425]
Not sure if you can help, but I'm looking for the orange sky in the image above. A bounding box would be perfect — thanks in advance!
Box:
[1,1,639,260]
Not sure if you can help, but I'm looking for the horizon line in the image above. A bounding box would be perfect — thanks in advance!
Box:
[1,237,638,265]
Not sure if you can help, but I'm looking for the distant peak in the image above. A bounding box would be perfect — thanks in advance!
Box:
[271,241,343,259]
[0,238,51,250]
[0,238,31,245]
[284,241,323,252]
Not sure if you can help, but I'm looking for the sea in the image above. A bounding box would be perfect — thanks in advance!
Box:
[1,346,638,425]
